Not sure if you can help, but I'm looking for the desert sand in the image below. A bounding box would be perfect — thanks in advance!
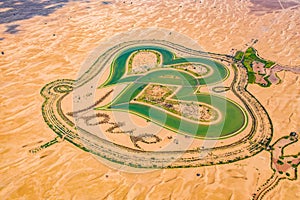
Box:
[1,0,299,199]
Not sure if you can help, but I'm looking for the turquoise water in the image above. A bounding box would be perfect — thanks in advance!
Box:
[99,45,246,138]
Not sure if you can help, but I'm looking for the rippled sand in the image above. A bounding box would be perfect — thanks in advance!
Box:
[1,0,299,199]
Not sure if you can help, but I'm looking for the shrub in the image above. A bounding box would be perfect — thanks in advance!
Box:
[286,173,290,177]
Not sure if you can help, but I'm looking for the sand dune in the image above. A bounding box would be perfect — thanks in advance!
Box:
[1,0,299,199]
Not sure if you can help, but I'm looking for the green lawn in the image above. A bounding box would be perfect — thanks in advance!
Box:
[236,47,275,84]
[234,51,244,61]
[243,47,275,73]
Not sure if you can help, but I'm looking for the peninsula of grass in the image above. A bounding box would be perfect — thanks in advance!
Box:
[234,47,275,84]
[243,47,275,69]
